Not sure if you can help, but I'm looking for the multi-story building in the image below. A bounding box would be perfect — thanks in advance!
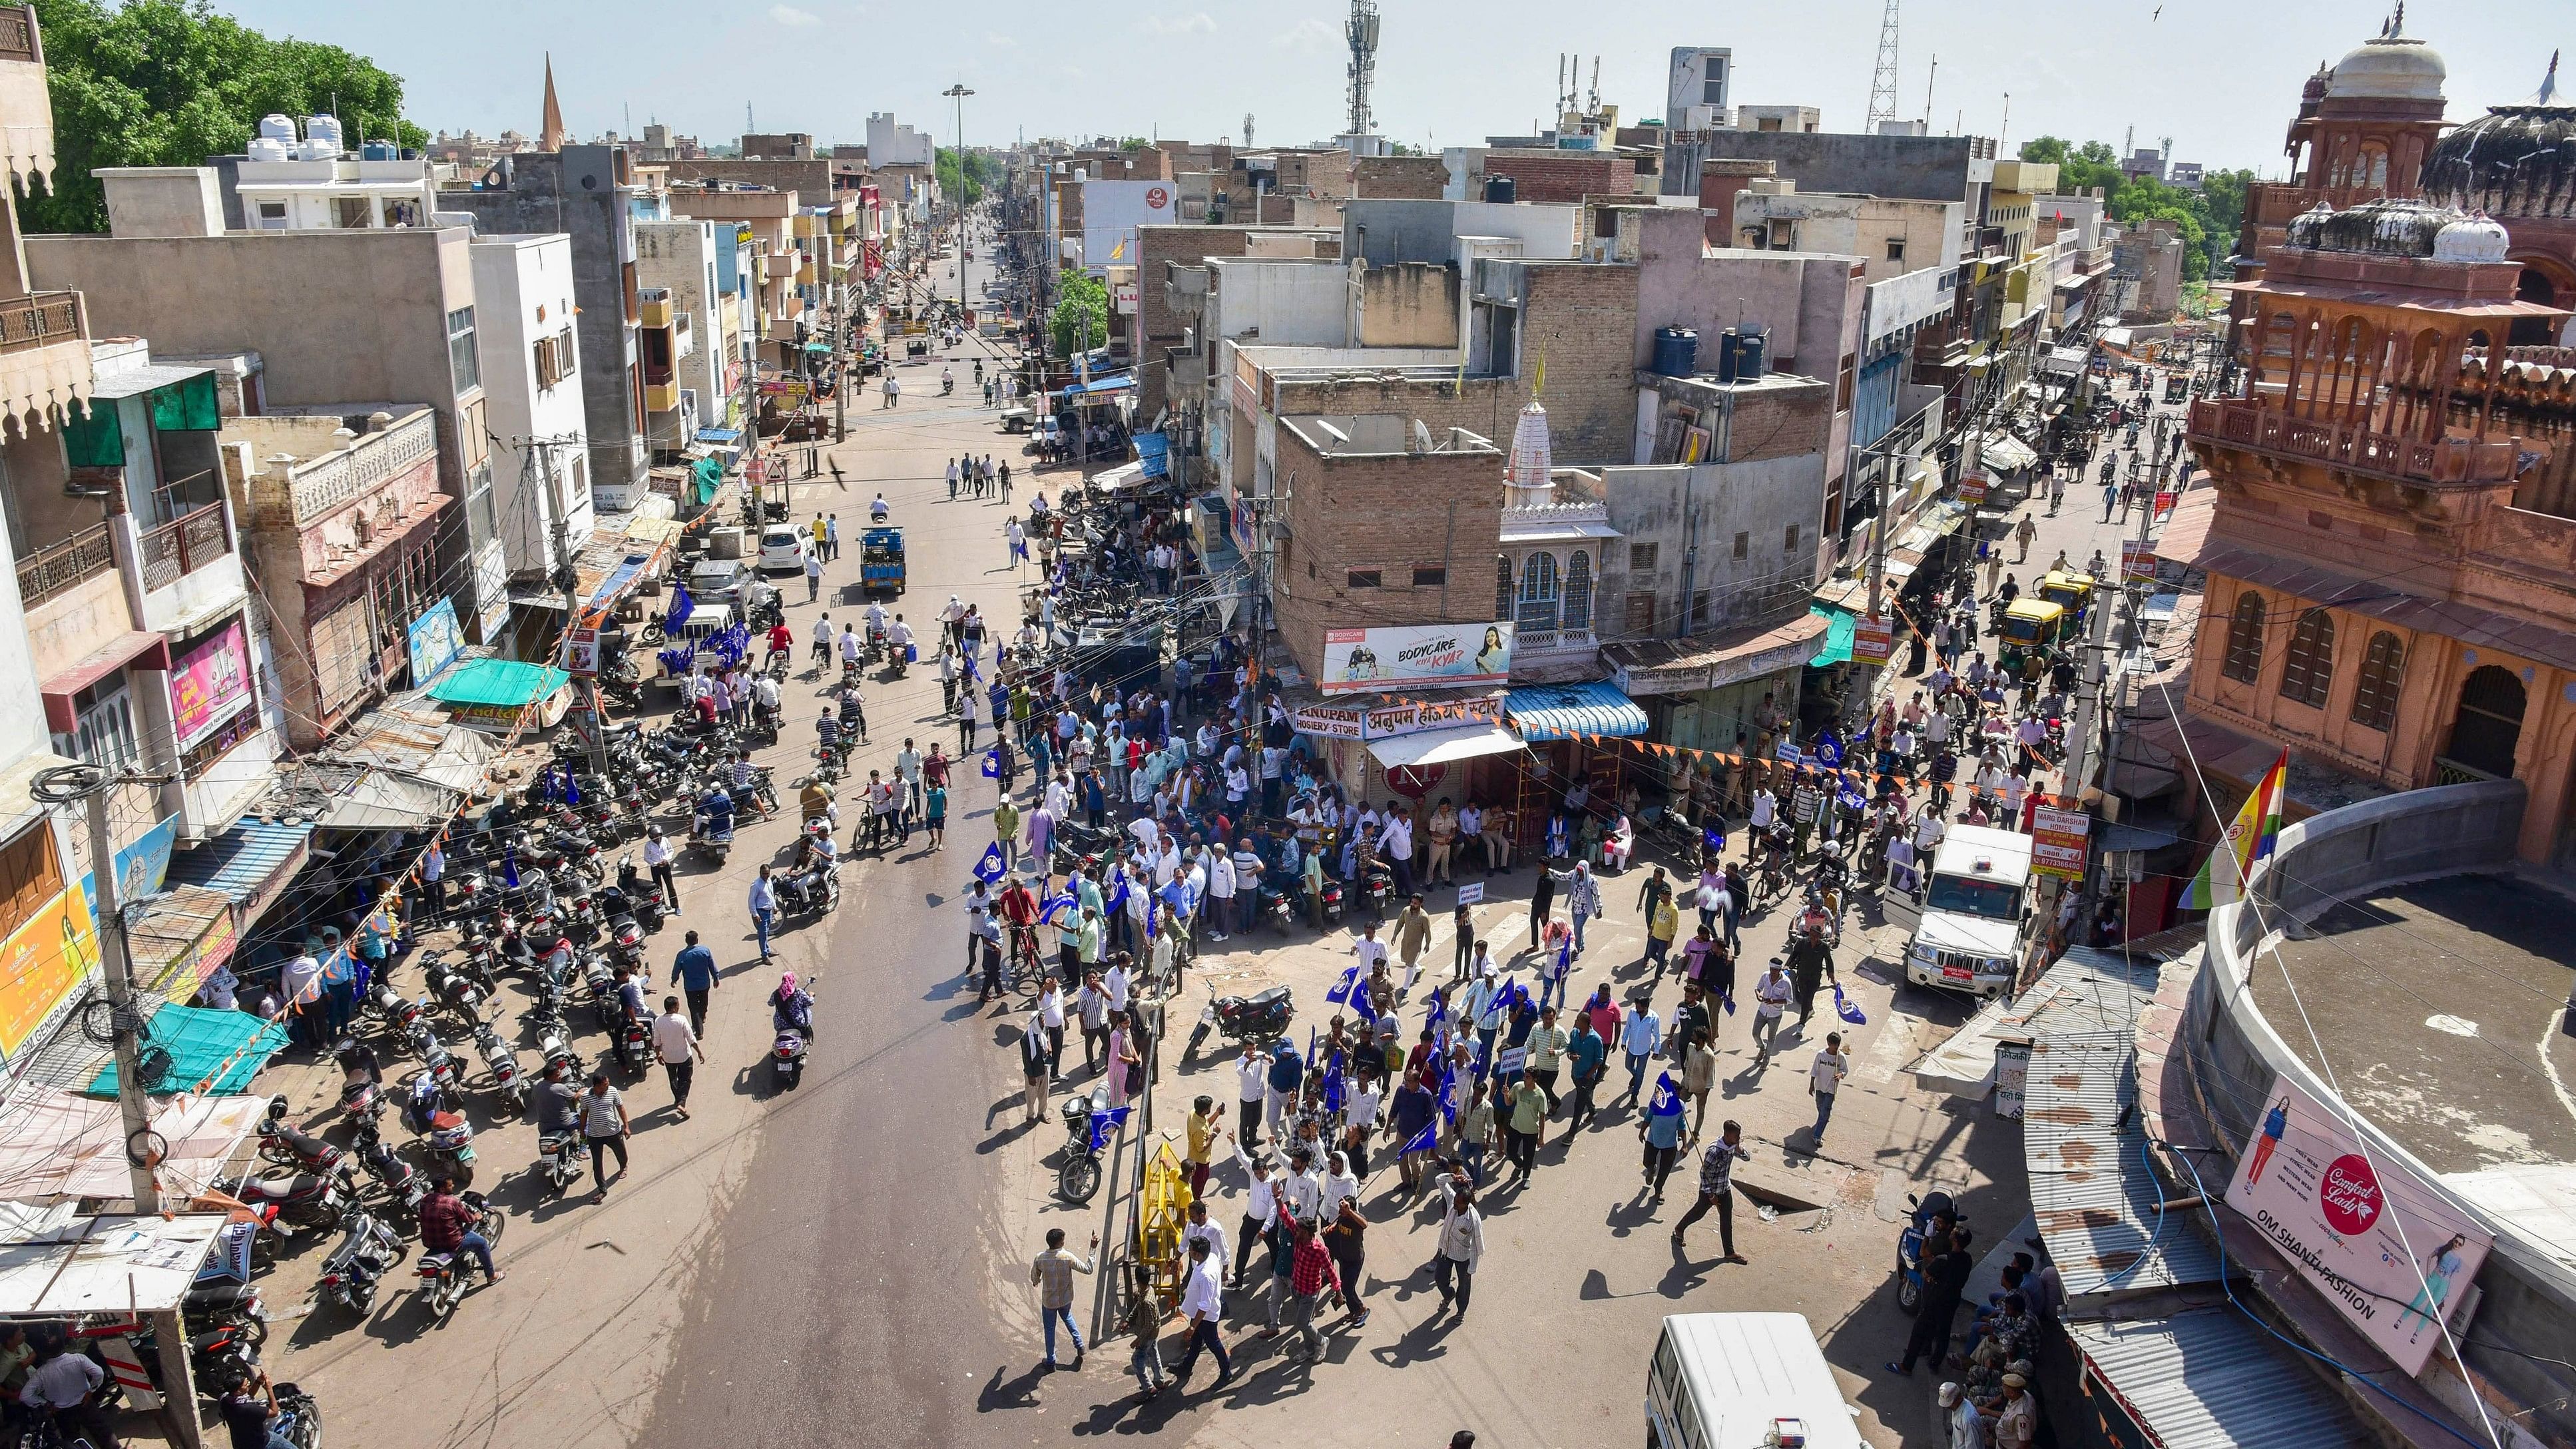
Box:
[666,186,805,370]
[442,146,650,509]
[2181,199,2573,863]
[635,220,727,458]
[1728,182,1963,280]
[468,231,591,615]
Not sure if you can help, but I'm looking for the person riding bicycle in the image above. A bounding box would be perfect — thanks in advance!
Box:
[997,874,1042,984]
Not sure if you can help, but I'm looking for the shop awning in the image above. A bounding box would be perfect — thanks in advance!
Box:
[1504,681,1649,742]
[2066,1312,2365,1449]
[0,1213,236,1314]
[0,1093,265,1205]
[1135,430,1170,479]
[695,428,743,446]
[88,1004,287,1097]
[428,659,571,711]
[1980,434,2039,472]
[125,884,238,1002]
[41,632,169,733]
[1608,613,1829,698]
[1065,372,1134,397]
[162,818,312,920]
[1364,723,1527,770]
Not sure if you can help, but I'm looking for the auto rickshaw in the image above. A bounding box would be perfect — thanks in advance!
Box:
[1998,599,2069,673]
[2036,569,2095,625]
[860,527,906,597]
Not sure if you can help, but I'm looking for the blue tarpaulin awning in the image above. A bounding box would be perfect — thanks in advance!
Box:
[163,819,313,920]
[1505,681,1650,742]
[87,1004,287,1097]
[1135,431,1170,479]
[694,428,743,445]
[1063,372,1134,398]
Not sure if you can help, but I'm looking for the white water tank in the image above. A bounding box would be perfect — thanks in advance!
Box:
[246,137,292,162]
[257,113,298,144]
[304,114,344,153]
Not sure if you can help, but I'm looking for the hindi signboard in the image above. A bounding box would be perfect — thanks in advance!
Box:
[2029,804,2091,881]
[1852,616,1894,667]
[2226,1075,2493,1374]
[2121,539,2157,583]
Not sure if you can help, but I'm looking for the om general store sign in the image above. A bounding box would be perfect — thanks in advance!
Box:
[1292,695,1504,742]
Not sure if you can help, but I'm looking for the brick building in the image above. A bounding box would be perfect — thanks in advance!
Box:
[1481,150,1637,204]
[1352,155,1449,199]
[1268,416,1505,681]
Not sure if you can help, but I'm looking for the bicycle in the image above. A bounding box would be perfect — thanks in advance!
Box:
[1006,925,1045,998]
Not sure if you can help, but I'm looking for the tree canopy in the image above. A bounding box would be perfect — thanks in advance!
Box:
[27,0,427,234]
[2015,134,2253,283]
[1051,268,1108,360]
[936,146,996,206]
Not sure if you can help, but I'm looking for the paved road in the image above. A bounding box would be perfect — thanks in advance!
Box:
[634,237,1056,1448]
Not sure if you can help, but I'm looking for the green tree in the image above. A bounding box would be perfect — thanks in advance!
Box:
[27,0,427,234]
[1051,268,1108,360]
[935,146,995,206]
[2019,135,2258,283]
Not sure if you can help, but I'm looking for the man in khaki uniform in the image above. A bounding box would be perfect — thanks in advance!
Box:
[1391,895,1433,1003]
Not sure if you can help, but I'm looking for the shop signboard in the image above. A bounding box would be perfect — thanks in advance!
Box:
[1959,471,1989,505]
[406,597,465,685]
[78,814,178,934]
[1852,616,1894,666]
[1320,623,1513,695]
[169,622,254,748]
[560,626,602,677]
[2226,1075,2493,1374]
[1291,693,1505,742]
[2121,539,2157,582]
[1993,1041,2030,1119]
[0,883,97,1058]
[2030,804,2091,880]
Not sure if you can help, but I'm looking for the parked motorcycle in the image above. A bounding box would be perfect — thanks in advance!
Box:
[333,1038,384,1126]
[1182,980,1294,1062]
[470,1019,530,1115]
[1055,1083,1122,1204]
[349,1117,428,1221]
[226,1166,354,1233]
[257,1096,346,1177]
[316,1201,407,1315]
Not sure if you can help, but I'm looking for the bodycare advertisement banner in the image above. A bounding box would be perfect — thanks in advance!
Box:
[2226,1075,2491,1375]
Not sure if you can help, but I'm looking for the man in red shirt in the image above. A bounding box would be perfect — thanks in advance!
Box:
[766,621,794,669]
[997,875,1041,987]
[1285,1216,1339,1361]
[417,1178,501,1286]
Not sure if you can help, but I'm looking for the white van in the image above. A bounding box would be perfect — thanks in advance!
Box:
[1888,822,2034,999]
[1647,1312,1866,1449]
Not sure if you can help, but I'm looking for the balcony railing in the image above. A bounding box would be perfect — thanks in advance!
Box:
[0,292,82,355]
[286,410,439,525]
[137,501,232,591]
[1514,628,1597,655]
[0,8,36,64]
[2188,398,2520,488]
[15,522,113,609]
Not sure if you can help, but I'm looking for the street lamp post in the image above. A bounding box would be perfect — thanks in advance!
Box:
[943,83,973,329]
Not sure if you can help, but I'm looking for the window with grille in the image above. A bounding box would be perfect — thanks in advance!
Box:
[1564,552,1592,631]
[51,681,139,774]
[1516,551,1560,631]
[2222,592,2266,683]
[1495,556,1512,622]
[1629,542,1659,571]
[2278,609,2334,708]
[447,307,480,394]
[1346,568,1381,589]
[2350,631,2405,731]
[1412,565,1445,587]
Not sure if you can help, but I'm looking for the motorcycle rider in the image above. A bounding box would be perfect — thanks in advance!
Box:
[886,613,916,669]
[772,971,816,1041]
[694,780,736,844]
[752,670,783,734]
[941,365,955,395]
[837,679,869,742]
[870,492,891,523]
[418,1177,502,1287]
[533,1059,581,1137]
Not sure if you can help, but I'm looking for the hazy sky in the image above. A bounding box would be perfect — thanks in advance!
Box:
[226,0,2567,178]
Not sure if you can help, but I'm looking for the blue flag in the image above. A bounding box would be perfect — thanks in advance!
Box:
[1402,1115,1440,1155]
[1324,1065,1345,1116]
[1838,778,1868,812]
[1721,991,1737,1016]
[1649,1071,1685,1117]
[1326,964,1359,1006]
[1814,730,1844,767]
[1834,984,1868,1026]
[1085,1104,1134,1152]
[1107,874,1130,916]
[1437,1064,1458,1125]
[1425,991,1448,1028]
[564,772,581,806]
[973,842,1006,883]
[501,846,519,890]
[1038,891,1079,926]
[665,584,694,631]
[981,749,1001,779]
[1702,824,1727,855]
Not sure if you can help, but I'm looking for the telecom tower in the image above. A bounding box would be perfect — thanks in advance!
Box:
[1346,0,1380,138]
[1244,113,1256,147]
[1865,0,1901,133]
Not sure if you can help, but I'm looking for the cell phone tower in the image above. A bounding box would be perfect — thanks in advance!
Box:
[1865,0,1901,133]
[1346,0,1381,137]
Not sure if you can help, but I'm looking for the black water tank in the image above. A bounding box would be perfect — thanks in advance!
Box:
[1483,174,1516,204]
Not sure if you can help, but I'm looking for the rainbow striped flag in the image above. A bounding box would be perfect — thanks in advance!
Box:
[2182,752,2287,909]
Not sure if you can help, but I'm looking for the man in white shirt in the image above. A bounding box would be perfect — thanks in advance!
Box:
[1752,961,1794,1065]
[1913,810,1946,858]
[894,740,924,818]
[653,995,706,1119]
[1378,806,1416,897]
[1227,1137,1281,1286]
[1102,959,1132,1015]
[1808,1031,1850,1143]
[1749,788,1778,830]
[1172,1237,1232,1390]
[1206,851,1236,943]
[1234,1042,1268,1143]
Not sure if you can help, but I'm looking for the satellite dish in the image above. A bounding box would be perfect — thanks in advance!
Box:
[1412,419,1434,453]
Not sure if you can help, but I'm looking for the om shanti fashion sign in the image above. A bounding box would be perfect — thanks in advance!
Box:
[2225,1074,2491,1374]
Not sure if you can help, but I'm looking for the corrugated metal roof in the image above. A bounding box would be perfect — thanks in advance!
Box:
[2067,1310,2366,1449]
[164,820,313,912]
[1505,681,1650,742]
[2023,948,2225,1297]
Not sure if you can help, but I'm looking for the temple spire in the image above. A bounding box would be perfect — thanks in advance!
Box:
[539,53,568,152]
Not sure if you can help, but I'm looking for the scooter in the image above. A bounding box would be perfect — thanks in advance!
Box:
[1895,1189,1964,1314]
[1259,881,1297,935]
[316,1200,408,1316]
[1182,980,1295,1062]
[413,1190,501,1321]
[772,977,820,1091]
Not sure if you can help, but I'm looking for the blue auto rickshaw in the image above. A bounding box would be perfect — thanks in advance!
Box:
[860,527,906,597]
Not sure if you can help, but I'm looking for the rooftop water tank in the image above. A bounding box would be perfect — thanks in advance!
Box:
[1483,174,1516,204]
[246,137,293,162]
[361,141,397,161]
[257,113,298,144]
[1651,326,1698,377]
[304,114,345,153]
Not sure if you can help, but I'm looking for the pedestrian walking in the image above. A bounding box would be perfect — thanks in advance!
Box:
[579,1070,630,1199]
[644,826,678,911]
[1125,1262,1170,1399]
[1171,1237,1232,1391]
[805,549,822,603]
[749,865,780,961]
[1809,1031,1850,1143]
[1324,1193,1370,1326]
[1750,960,1792,1065]
[2013,512,2037,563]
[1029,1228,1098,1370]
[653,996,704,1119]
[1019,1016,1049,1124]
[1671,1119,1750,1261]
[1621,994,1663,1105]
[1431,1179,1485,1316]
[670,928,717,1033]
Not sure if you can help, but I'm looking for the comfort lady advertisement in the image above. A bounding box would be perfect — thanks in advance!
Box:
[2226,1075,2492,1374]
[1319,623,1513,695]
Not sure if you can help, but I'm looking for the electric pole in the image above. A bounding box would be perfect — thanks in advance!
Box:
[534,438,609,778]
[34,763,203,1448]
[945,83,974,329]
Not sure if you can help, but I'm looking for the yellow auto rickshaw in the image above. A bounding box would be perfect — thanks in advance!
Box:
[1999,599,2070,673]
[2037,569,2096,622]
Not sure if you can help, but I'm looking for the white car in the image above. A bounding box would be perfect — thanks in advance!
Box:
[758,525,811,575]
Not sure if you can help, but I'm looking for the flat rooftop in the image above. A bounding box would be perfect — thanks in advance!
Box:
[2258,874,2576,1176]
